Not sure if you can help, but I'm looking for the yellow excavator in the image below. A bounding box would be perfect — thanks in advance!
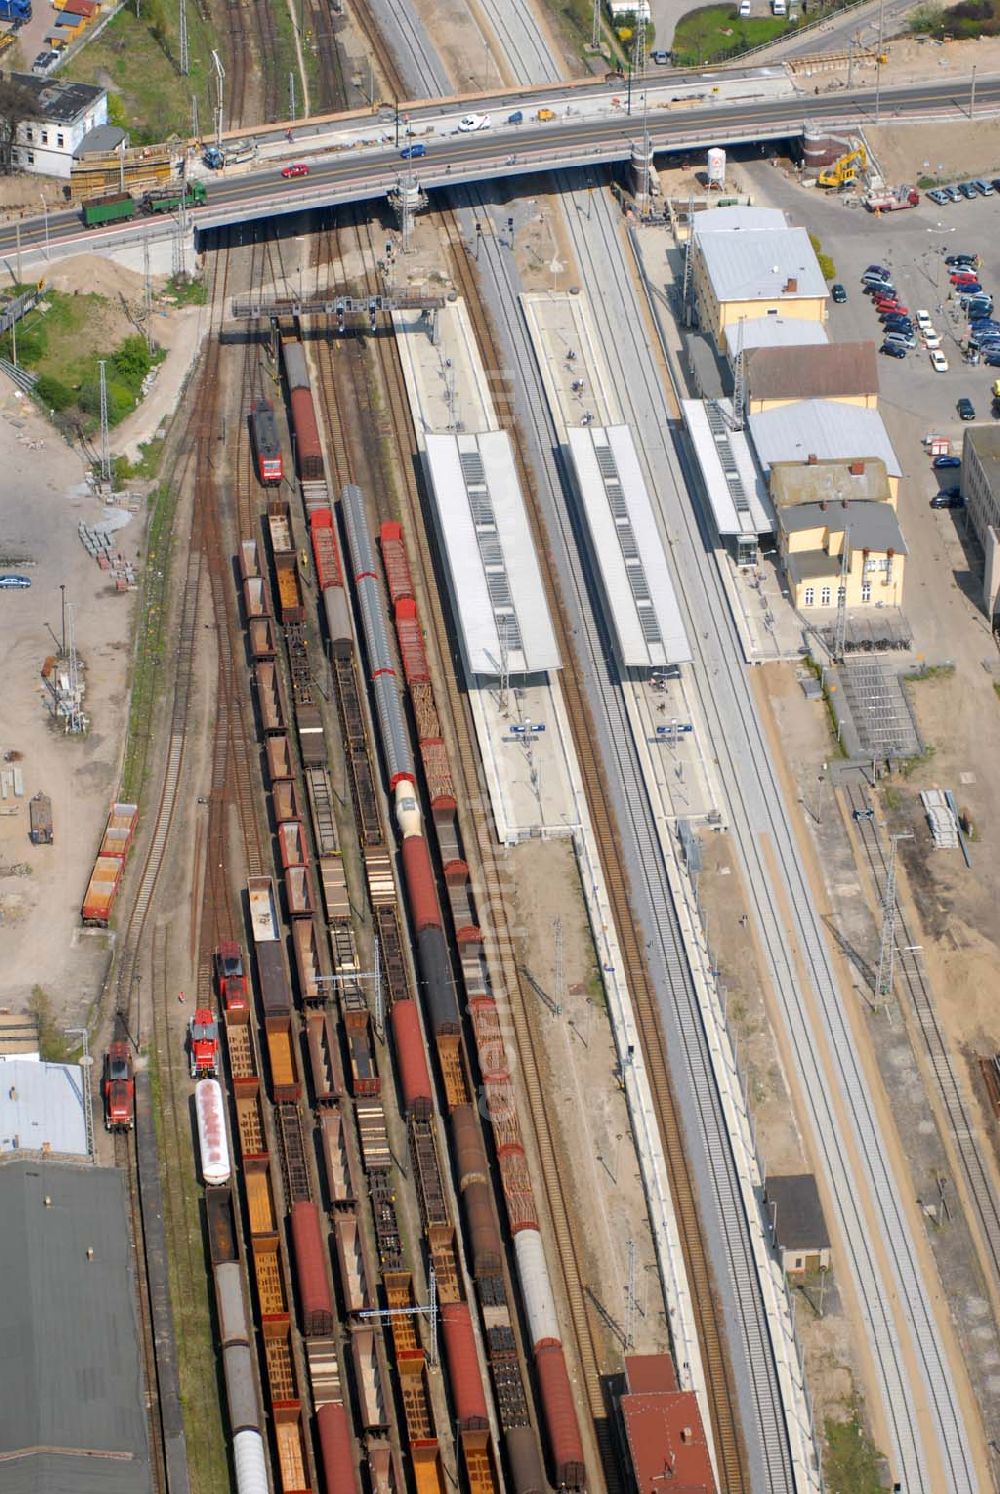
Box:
[818,144,868,189]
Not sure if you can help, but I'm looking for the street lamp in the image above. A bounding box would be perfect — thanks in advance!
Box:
[39,194,49,260]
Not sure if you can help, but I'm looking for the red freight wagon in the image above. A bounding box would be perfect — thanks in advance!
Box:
[266,735,294,784]
[390,999,434,1118]
[291,1200,334,1335]
[82,856,122,926]
[401,833,443,933]
[310,509,344,590]
[289,387,323,481]
[379,521,414,606]
[277,819,308,871]
[316,1402,360,1494]
[442,1303,489,1428]
[535,1341,586,1489]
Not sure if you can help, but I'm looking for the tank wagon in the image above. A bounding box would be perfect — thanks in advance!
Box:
[196,1078,232,1186]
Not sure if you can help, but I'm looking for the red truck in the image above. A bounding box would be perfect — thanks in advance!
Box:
[103,1041,135,1131]
[188,1008,220,1079]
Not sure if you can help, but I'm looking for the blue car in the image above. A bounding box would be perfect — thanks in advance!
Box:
[985,352,1000,368]
[0,574,30,589]
[400,142,426,159]
[880,340,907,358]
[507,110,523,124]
[933,454,962,468]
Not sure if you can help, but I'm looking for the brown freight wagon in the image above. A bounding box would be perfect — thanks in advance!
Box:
[285,865,315,919]
[248,615,277,660]
[319,1108,356,1205]
[254,660,286,734]
[256,940,293,1022]
[81,856,122,926]
[266,734,294,785]
[291,1199,335,1335]
[306,1011,342,1106]
[266,1017,301,1103]
[291,917,326,1001]
[334,1213,371,1314]
[273,778,303,825]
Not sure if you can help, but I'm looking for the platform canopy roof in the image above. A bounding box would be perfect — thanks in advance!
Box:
[682,399,775,538]
[423,432,560,678]
[566,424,691,669]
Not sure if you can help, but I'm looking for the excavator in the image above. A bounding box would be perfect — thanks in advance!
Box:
[817,144,868,189]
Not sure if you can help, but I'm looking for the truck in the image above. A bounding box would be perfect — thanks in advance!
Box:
[81,192,137,229]
[864,184,920,213]
[103,1041,135,1131]
[139,180,207,214]
[188,1007,220,1078]
[0,0,32,22]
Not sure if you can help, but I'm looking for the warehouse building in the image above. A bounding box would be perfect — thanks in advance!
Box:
[770,457,906,612]
[423,431,561,680]
[691,206,828,346]
[743,341,879,415]
[565,424,691,668]
[0,1057,89,1157]
[9,76,109,179]
[749,400,902,501]
[0,1158,153,1491]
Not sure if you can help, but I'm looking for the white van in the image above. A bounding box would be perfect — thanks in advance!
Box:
[772,0,786,14]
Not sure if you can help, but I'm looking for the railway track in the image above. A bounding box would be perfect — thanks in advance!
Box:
[438,204,751,1491]
[843,782,1000,1302]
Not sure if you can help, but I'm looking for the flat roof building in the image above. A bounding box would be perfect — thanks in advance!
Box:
[745,341,879,413]
[749,400,902,499]
[423,431,560,678]
[0,1057,89,1157]
[763,1173,832,1276]
[960,426,1000,615]
[0,1158,153,1492]
[566,424,691,669]
[681,399,774,563]
[692,207,828,344]
[723,317,828,361]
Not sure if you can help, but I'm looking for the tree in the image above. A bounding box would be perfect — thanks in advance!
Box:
[0,73,39,177]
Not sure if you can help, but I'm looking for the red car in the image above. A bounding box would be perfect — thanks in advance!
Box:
[281,162,309,179]
[951,271,978,285]
[875,300,902,313]
[879,304,909,318]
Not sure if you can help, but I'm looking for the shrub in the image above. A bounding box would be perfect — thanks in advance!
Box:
[111,333,152,393]
[34,373,74,411]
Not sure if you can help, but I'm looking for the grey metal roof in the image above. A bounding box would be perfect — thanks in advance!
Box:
[0,1059,88,1157]
[694,205,788,235]
[780,499,907,553]
[423,432,560,677]
[764,1173,831,1252]
[723,317,828,359]
[74,124,128,158]
[0,1160,153,1493]
[697,225,828,304]
[10,74,105,125]
[785,551,842,583]
[681,400,775,538]
[749,401,902,479]
[566,425,691,668]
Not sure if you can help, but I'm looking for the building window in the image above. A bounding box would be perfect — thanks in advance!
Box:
[40,130,48,146]
[861,582,872,603]
[27,152,35,166]
[57,133,64,148]
[803,587,815,607]
[25,127,33,143]
[820,586,832,606]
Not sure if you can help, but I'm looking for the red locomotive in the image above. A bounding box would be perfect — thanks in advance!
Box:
[250,398,283,485]
[102,1040,135,1131]
[188,1008,220,1079]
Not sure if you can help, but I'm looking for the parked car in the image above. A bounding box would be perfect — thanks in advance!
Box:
[973,179,995,195]
[865,264,890,277]
[458,113,491,132]
[738,0,752,13]
[650,47,672,60]
[32,50,59,72]
[930,490,963,508]
[986,352,1000,368]
[831,283,847,303]
[281,162,309,178]
[885,331,917,349]
[951,270,980,284]
[944,185,963,202]
[958,182,978,199]
[882,317,914,333]
[879,305,910,319]
[863,269,893,286]
[923,330,942,350]
[915,309,933,329]
[507,110,523,124]
[933,454,962,468]
[929,349,949,372]
[946,253,978,267]
[0,574,31,588]
[400,142,426,158]
[958,397,976,420]
[880,341,908,358]
[927,188,950,206]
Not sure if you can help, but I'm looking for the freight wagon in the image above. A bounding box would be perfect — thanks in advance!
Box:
[285,866,315,919]
[320,1109,356,1204]
[250,398,283,485]
[291,1200,335,1335]
[266,735,294,785]
[81,855,122,925]
[295,701,326,767]
[265,1016,300,1103]
[28,791,53,844]
[254,660,285,733]
[306,1011,342,1106]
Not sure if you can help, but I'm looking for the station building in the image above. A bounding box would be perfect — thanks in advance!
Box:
[614,1354,716,1493]
[691,206,828,348]
[769,456,906,612]
[9,75,109,179]
[749,400,902,502]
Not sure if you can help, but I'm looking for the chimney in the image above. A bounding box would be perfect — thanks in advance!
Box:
[681,1427,693,1442]
[849,460,865,475]
[783,277,798,294]
[841,497,849,508]
[820,499,828,511]
[807,453,818,465]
